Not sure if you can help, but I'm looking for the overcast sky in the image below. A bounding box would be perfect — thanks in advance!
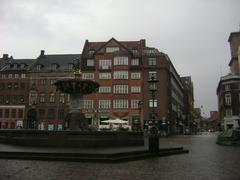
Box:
[0,0,240,116]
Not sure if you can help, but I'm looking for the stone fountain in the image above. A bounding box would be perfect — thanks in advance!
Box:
[54,69,99,130]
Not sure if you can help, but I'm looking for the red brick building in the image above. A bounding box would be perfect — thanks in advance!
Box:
[80,38,186,133]
[0,58,34,129]
[0,38,192,134]
[26,51,80,130]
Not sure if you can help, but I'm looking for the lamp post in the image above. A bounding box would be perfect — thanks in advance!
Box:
[148,75,159,152]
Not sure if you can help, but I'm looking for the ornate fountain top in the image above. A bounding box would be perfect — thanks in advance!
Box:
[54,58,99,95]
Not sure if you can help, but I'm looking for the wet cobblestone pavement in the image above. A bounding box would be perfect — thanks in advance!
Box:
[0,133,240,180]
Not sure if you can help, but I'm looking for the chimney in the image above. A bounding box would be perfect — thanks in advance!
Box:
[40,50,45,57]
[3,54,8,60]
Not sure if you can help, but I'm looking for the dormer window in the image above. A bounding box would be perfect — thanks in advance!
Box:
[20,64,25,69]
[13,64,18,69]
[68,63,74,70]
[106,47,119,53]
[51,63,59,70]
[36,64,42,71]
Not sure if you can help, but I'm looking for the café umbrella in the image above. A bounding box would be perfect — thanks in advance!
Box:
[102,118,128,124]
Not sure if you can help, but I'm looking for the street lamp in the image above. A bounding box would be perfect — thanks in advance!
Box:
[147,74,159,152]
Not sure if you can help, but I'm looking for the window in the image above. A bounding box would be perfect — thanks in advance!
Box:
[99,86,111,93]
[29,91,37,105]
[225,94,231,105]
[225,109,232,117]
[48,109,55,120]
[39,109,45,119]
[99,59,111,69]
[114,71,128,79]
[48,124,54,130]
[50,79,56,85]
[11,109,16,118]
[106,47,119,53]
[131,72,141,79]
[113,85,128,94]
[12,96,18,104]
[7,83,12,89]
[131,100,141,109]
[5,109,10,118]
[14,74,19,78]
[82,100,93,109]
[82,73,94,80]
[14,83,18,89]
[59,93,65,103]
[99,100,111,109]
[8,74,12,78]
[0,109,3,118]
[131,58,139,65]
[149,99,157,107]
[0,96,4,104]
[49,93,55,103]
[51,63,58,70]
[20,64,25,69]
[113,99,128,109]
[131,86,141,93]
[58,110,65,120]
[99,73,111,79]
[36,64,42,71]
[19,96,24,103]
[87,59,94,66]
[18,109,23,118]
[149,71,157,80]
[21,74,26,78]
[114,56,128,65]
[31,79,37,86]
[5,95,10,104]
[40,79,46,85]
[58,124,63,130]
[225,85,230,91]
[148,58,156,65]
[40,93,45,103]
[68,63,74,70]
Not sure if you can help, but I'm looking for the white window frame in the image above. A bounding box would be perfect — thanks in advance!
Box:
[82,73,94,80]
[225,109,232,117]
[131,72,141,79]
[114,56,128,65]
[149,99,157,108]
[149,71,157,80]
[148,58,157,65]
[131,100,140,109]
[113,99,128,109]
[99,100,111,109]
[99,73,111,79]
[114,71,128,79]
[225,94,231,105]
[99,86,111,93]
[131,86,141,93]
[131,58,139,66]
[113,85,128,94]
[99,59,111,70]
[106,47,119,53]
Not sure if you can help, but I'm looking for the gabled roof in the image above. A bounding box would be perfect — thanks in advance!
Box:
[82,38,145,58]
[30,54,81,71]
[94,37,133,55]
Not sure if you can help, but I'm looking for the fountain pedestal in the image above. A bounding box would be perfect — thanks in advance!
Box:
[54,78,99,131]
